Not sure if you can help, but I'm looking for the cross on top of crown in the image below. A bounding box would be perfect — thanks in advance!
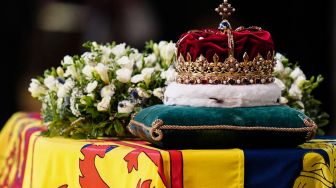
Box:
[215,0,235,20]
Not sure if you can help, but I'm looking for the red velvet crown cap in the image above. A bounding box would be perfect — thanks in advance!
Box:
[177,28,274,62]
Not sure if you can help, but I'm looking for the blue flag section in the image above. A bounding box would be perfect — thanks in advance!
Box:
[245,141,335,188]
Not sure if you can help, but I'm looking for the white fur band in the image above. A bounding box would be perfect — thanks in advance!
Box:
[164,82,281,108]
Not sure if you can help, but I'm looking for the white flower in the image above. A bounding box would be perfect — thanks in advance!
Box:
[86,81,98,93]
[290,67,306,80]
[117,56,133,70]
[57,79,75,98]
[116,68,132,83]
[153,88,165,100]
[283,67,292,75]
[274,59,284,73]
[117,100,134,114]
[97,97,111,112]
[101,84,116,98]
[153,43,160,56]
[43,76,59,91]
[144,54,157,65]
[62,55,74,65]
[56,67,64,77]
[129,50,143,69]
[100,46,113,64]
[111,43,126,58]
[131,74,144,83]
[57,97,63,110]
[82,65,95,79]
[141,68,155,84]
[64,65,79,79]
[136,87,150,98]
[161,66,177,84]
[293,75,307,88]
[95,63,110,84]
[70,88,82,117]
[288,84,303,100]
[159,41,176,63]
[279,97,288,104]
[28,79,46,98]
[274,78,286,91]
[81,52,93,64]
[129,50,142,60]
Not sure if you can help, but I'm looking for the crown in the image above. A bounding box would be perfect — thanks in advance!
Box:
[175,0,276,85]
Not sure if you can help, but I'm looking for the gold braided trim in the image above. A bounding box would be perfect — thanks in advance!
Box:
[176,52,275,85]
[129,118,318,142]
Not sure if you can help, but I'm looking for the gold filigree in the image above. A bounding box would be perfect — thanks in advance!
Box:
[175,52,275,85]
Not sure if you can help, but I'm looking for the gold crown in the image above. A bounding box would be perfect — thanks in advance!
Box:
[175,52,275,85]
[175,0,276,85]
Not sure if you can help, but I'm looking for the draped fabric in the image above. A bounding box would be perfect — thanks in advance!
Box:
[0,112,335,188]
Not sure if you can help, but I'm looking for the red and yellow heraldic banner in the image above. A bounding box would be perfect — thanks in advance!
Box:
[0,113,244,188]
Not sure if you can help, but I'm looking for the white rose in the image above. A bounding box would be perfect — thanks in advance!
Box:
[131,74,144,83]
[279,97,288,104]
[153,88,165,100]
[82,65,95,79]
[101,84,116,98]
[274,78,286,91]
[117,100,134,114]
[97,97,111,112]
[288,84,303,100]
[117,56,133,70]
[141,68,155,84]
[290,67,306,80]
[116,68,132,83]
[44,76,59,91]
[95,63,110,84]
[28,79,46,98]
[86,81,98,93]
[136,87,150,98]
[111,43,126,58]
[144,54,157,65]
[64,65,79,79]
[274,60,284,73]
[62,55,74,65]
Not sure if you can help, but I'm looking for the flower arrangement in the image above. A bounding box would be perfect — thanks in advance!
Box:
[28,42,329,138]
[29,41,177,138]
[274,53,329,135]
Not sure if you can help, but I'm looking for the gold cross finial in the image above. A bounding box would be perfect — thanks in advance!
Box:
[215,0,235,20]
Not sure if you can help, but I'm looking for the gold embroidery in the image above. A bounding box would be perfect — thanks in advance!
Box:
[294,141,336,188]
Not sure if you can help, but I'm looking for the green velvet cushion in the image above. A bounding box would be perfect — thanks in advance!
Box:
[128,105,317,148]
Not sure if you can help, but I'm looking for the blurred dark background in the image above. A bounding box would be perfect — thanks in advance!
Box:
[2,0,335,134]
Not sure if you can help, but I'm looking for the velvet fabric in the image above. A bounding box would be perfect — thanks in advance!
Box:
[129,105,316,148]
[177,28,274,62]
